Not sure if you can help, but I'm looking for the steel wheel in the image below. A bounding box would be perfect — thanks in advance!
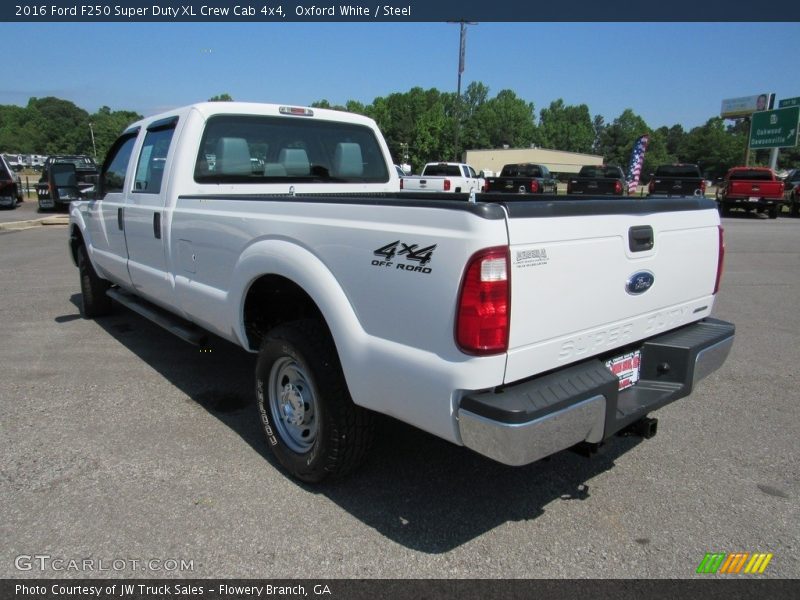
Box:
[268,356,318,453]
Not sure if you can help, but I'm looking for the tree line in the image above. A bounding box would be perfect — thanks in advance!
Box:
[1,86,797,178]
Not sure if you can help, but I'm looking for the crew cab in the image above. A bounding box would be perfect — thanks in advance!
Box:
[400,162,484,193]
[69,102,734,483]
[782,168,800,217]
[716,167,785,219]
[485,163,558,194]
[567,165,627,196]
[37,155,99,211]
[647,164,705,198]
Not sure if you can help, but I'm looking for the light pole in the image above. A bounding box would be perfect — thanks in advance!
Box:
[450,20,477,162]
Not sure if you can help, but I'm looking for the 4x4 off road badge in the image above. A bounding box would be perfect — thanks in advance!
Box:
[372,240,436,274]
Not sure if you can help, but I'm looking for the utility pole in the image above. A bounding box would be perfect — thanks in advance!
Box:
[89,122,97,160]
[450,20,477,162]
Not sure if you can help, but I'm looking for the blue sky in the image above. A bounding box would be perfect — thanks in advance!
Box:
[2,22,799,130]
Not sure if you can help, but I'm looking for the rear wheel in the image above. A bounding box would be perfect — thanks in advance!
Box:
[768,206,778,219]
[791,194,799,218]
[77,245,112,318]
[255,320,374,482]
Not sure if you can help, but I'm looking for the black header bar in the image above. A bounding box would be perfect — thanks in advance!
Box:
[4,0,800,22]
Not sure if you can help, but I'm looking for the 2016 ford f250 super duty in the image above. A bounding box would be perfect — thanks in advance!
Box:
[68,102,735,483]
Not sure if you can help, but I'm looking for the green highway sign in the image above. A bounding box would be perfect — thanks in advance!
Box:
[749,106,800,149]
[778,97,800,108]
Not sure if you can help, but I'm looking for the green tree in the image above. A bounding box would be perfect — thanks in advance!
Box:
[595,109,670,176]
[537,99,595,153]
[681,117,745,179]
[89,106,142,163]
[472,89,536,150]
[208,93,233,102]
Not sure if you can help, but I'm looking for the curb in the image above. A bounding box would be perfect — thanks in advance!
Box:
[0,215,69,231]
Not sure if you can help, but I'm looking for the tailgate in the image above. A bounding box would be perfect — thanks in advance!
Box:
[730,180,783,198]
[502,198,721,383]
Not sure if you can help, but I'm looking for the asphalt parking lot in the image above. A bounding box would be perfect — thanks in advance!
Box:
[1,215,798,579]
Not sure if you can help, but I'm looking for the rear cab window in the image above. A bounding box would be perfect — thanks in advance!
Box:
[729,170,773,181]
[194,115,389,184]
[655,166,701,178]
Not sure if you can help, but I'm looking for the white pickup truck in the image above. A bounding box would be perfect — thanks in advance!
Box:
[69,102,734,483]
[400,162,485,193]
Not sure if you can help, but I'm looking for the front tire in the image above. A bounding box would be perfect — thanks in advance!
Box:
[77,245,112,318]
[255,320,374,482]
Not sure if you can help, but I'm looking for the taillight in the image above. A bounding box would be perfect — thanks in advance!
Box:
[444,179,451,191]
[482,180,489,193]
[700,179,707,195]
[399,178,403,190]
[614,180,622,195]
[567,182,572,194]
[530,180,539,193]
[456,247,510,355]
[714,225,725,295]
[648,180,655,194]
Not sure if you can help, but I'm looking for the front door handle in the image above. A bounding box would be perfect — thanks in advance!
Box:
[153,212,161,239]
[117,207,124,230]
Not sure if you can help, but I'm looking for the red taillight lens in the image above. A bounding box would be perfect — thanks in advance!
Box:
[714,225,725,294]
[701,180,707,195]
[530,180,539,193]
[443,179,451,191]
[648,180,655,193]
[399,177,403,190]
[482,180,489,193]
[456,247,510,355]
[614,180,622,195]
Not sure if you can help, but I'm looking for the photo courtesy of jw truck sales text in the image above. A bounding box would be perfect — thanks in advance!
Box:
[67,101,734,483]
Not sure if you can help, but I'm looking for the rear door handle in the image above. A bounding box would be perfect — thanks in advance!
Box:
[629,225,654,252]
[117,207,124,230]
[153,212,161,239]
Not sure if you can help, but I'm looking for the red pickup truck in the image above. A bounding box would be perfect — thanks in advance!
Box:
[716,167,785,219]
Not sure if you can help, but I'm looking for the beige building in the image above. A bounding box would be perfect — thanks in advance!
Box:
[464,147,604,178]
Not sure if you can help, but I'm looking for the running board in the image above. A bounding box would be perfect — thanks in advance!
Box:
[106,288,208,347]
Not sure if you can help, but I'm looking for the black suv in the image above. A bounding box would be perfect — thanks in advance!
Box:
[37,155,99,211]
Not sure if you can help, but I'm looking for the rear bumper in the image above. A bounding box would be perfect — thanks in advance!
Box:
[720,197,783,208]
[457,318,735,466]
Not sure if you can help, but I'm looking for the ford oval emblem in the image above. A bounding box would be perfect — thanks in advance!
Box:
[626,271,655,295]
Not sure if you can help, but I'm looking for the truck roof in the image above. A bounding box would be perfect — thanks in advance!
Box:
[127,102,381,131]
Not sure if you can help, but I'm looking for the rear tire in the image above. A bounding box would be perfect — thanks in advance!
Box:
[255,320,374,482]
[77,245,112,318]
[768,206,778,219]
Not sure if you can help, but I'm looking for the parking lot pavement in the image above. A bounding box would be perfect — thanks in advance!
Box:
[0,197,70,230]
[1,218,798,579]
